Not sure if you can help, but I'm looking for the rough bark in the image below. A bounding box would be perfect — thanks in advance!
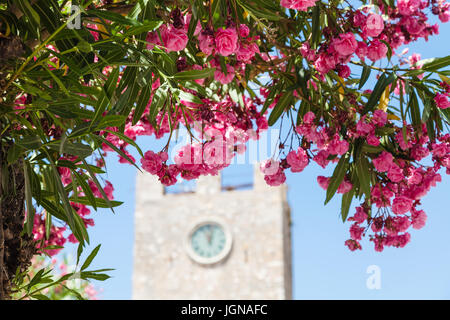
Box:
[0,146,36,300]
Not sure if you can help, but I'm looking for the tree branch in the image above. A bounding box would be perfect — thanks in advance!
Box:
[0,146,4,300]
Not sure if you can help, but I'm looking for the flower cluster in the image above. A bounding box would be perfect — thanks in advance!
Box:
[78,2,450,254]
[343,128,449,251]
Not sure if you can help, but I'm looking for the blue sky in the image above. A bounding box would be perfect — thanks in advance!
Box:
[63,15,450,300]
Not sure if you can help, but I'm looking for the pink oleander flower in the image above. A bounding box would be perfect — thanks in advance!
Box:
[313,150,331,168]
[303,111,316,124]
[398,0,421,16]
[367,39,388,62]
[261,160,286,186]
[328,136,349,155]
[317,176,330,190]
[345,239,362,251]
[350,223,365,240]
[408,168,423,185]
[411,209,427,229]
[356,41,368,60]
[332,32,358,57]
[191,64,206,85]
[337,64,351,78]
[337,179,353,194]
[373,151,394,172]
[431,142,448,158]
[439,8,450,23]
[146,31,161,50]
[256,116,269,131]
[367,134,381,146]
[434,93,450,109]
[408,53,422,67]
[141,150,168,175]
[280,0,319,11]
[214,64,235,84]
[348,207,368,224]
[215,28,238,56]
[372,110,388,127]
[157,24,188,52]
[300,42,316,61]
[392,196,413,215]
[286,148,309,173]
[372,236,385,252]
[158,164,179,186]
[364,13,384,38]
[239,24,250,37]
[103,181,115,200]
[184,14,202,36]
[163,25,188,52]
[387,164,404,183]
[260,159,281,176]
[198,31,215,55]
[263,168,287,186]
[356,119,374,136]
[404,16,424,35]
[236,43,259,62]
[314,54,336,74]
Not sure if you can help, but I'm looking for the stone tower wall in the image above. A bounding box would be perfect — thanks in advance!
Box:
[133,167,292,299]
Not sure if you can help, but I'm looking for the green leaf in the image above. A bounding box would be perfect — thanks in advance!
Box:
[47,141,93,158]
[91,67,120,128]
[178,90,203,105]
[325,154,349,204]
[132,86,152,125]
[236,0,282,20]
[80,271,111,281]
[16,135,42,150]
[408,89,421,128]
[311,5,321,49]
[363,73,396,115]
[97,115,128,129]
[268,93,292,126]
[359,65,371,90]
[81,244,101,271]
[124,20,163,36]
[94,135,139,170]
[211,0,223,17]
[81,159,115,213]
[69,196,123,208]
[27,269,45,291]
[45,150,83,243]
[439,108,450,125]
[71,170,98,210]
[173,68,216,81]
[39,199,66,221]
[7,144,24,164]
[76,242,83,267]
[341,187,354,222]
[420,55,450,71]
[356,156,371,199]
[24,162,35,235]
[296,68,310,98]
[17,0,41,27]
[88,9,141,26]
[61,285,86,300]
[31,294,50,300]
[149,87,168,125]
[103,129,144,158]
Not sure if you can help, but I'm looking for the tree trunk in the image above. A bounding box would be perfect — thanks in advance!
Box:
[0,145,36,300]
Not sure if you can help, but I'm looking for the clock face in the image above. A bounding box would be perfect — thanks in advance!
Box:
[190,223,227,259]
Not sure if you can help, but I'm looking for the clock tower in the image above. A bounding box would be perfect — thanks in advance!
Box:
[132,166,292,299]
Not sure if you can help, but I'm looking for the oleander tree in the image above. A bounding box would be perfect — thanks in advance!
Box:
[0,0,449,299]
[10,254,101,300]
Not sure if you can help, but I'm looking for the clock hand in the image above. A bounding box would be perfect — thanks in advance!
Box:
[206,226,212,244]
